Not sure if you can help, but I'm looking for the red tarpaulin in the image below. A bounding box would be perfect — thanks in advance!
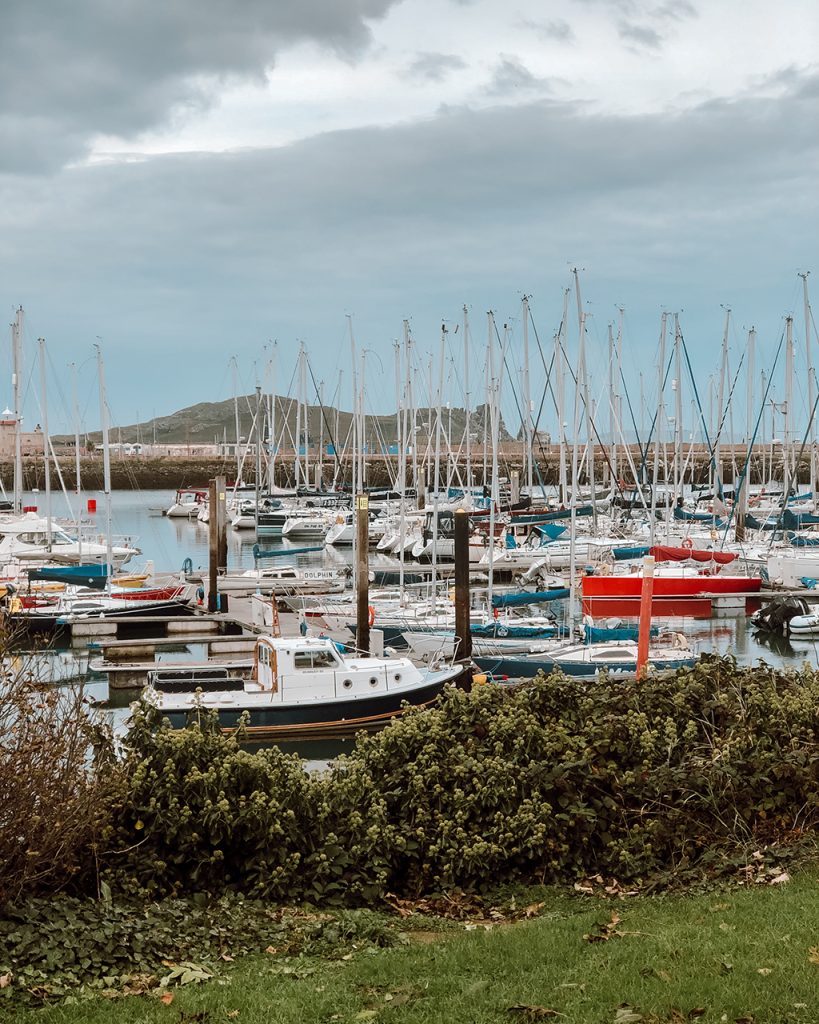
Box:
[650,545,737,565]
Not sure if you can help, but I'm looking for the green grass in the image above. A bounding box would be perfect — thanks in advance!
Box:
[8,871,819,1024]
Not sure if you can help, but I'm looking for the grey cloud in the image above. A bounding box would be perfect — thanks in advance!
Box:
[520,18,576,43]
[1,70,816,419]
[617,20,664,49]
[0,0,400,173]
[487,56,557,96]
[403,52,468,82]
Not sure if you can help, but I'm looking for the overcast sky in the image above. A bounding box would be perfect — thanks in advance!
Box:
[1,0,817,436]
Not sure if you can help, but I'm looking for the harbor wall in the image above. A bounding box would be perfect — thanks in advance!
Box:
[0,448,809,491]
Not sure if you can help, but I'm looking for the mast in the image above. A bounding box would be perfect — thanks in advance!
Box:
[649,313,668,546]
[608,323,616,485]
[294,345,303,486]
[674,314,684,504]
[784,315,794,498]
[557,288,569,504]
[71,362,81,497]
[38,339,52,545]
[231,356,241,484]
[431,323,447,593]
[95,344,113,588]
[714,308,730,500]
[12,308,23,513]
[461,305,472,492]
[522,294,533,495]
[799,272,815,498]
[254,385,262,526]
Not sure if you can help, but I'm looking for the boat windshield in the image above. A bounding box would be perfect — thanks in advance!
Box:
[294,649,340,669]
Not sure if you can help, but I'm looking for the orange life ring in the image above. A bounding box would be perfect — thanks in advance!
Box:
[683,537,694,551]
[368,605,376,628]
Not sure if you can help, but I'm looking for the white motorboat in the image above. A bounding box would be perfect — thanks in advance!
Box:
[165,489,208,518]
[143,634,465,735]
[187,564,347,596]
[0,512,138,568]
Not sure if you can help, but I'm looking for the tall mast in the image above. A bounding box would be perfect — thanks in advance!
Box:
[95,344,113,588]
[714,308,730,499]
[254,385,262,522]
[231,356,241,484]
[71,362,82,496]
[557,288,569,504]
[608,322,616,485]
[38,339,52,545]
[649,313,668,546]
[12,308,23,513]
[674,314,684,503]
[463,305,471,491]
[294,345,303,486]
[799,272,815,498]
[784,315,794,497]
[522,294,533,495]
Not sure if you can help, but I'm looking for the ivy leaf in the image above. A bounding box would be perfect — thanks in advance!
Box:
[507,1005,561,1020]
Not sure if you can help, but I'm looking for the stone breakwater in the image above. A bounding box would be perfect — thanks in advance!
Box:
[0,446,807,492]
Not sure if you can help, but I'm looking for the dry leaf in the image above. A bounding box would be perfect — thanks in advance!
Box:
[226,1013,239,1020]
[756,968,772,976]
[584,912,623,943]
[808,946,819,965]
[507,1005,561,1020]
[159,991,174,1005]
[0,974,11,989]
[613,1006,643,1023]
[688,1010,706,1019]
[523,901,545,918]
[769,871,790,885]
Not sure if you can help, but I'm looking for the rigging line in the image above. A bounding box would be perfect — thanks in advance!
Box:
[618,365,645,466]
[552,329,634,497]
[720,328,785,548]
[679,331,718,483]
[304,351,342,485]
[526,309,558,490]
[764,382,819,551]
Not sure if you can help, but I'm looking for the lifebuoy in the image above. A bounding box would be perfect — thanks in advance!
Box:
[368,605,376,628]
[683,537,694,551]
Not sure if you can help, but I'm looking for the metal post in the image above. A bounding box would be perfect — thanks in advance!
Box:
[355,493,370,654]
[208,478,219,612]
[453,509,472,665]
[636,555,655,679]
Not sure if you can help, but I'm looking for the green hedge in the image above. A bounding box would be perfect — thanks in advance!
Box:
[101,657,819,900]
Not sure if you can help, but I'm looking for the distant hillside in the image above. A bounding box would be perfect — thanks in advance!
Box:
[78,395,511,447]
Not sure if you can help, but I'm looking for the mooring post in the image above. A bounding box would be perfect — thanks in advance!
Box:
[636,555,655,679]
[215,474,228,613]
[208,478,218,612]
[454,508,472,667]
[356,492,370,654]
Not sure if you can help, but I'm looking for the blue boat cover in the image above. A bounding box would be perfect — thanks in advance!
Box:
[612,545,651,561]
[491,588,570,608]
[28,563,110,589]
[253,543,324,559]
[583,624,658,643]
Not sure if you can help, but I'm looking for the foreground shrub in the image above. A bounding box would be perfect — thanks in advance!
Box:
[321,657,819,894]
[102,704,318,898]
[0,668,113,904]
[101,658,819,900]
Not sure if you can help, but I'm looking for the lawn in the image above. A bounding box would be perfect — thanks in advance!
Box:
[9,869,818,1024]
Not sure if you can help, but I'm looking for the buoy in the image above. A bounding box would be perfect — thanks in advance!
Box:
[368,605,376,627]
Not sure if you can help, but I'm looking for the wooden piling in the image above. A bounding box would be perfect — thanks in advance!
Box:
[356,492,370,654]
[208,478,218,612]
[453,508,472,665]
[636,555,655,679]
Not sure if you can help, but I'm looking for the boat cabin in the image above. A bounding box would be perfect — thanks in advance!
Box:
[254,635,418,703]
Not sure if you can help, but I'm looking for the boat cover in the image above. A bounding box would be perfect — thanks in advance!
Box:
[491,588,570,608]
[650,545,737,565]
[27,563,110,589]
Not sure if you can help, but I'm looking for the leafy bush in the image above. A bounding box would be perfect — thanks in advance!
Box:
[321,657,819,894]
[101,703,318,898]
[100,658,819,901]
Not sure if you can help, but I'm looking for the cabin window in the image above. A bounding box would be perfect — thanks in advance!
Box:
[369,676,379,687]
[294,650,338,670]
[259,647,269,666]
[342,678,353,689]
[394,673,402,682]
